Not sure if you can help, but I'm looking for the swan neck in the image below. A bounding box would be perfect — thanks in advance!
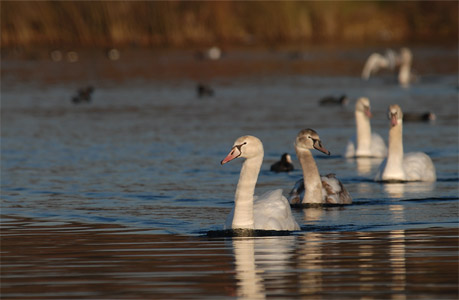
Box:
[386,122,404,174]
[355,111,372,154]
[232,155,262,229]
[297,147,323,203]
[399,64,411,86]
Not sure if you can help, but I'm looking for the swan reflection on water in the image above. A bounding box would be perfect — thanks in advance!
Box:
[354,157,384,175]
[298,232,324,296]
[231,230,409,299]
[382,182,435,198]
[301,206,342,226]
[389,229,407,298]
[232,236,295,300]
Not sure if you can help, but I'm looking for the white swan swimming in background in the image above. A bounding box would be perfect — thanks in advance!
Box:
[345,97,387,158]
[362,48,413,87]
[288,129,352,205]
[221,135,300,231]
[375,104,436,182]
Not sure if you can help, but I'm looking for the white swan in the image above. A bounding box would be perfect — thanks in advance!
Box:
[375,105,436,182]
[345,97,387,158]
[221,135,300,231]
[288,129,352,205]
[361,48,413,86]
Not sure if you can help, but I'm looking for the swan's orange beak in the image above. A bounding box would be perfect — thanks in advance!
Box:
[221,147,241,165]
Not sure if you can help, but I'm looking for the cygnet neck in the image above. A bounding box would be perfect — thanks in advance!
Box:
[296,146,323,203]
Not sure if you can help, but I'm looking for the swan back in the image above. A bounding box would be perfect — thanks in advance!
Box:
[321,174,353,204]
[254,189,300,230]
[403,152,436,181]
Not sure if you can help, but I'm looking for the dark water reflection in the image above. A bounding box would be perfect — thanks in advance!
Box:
[2,216,457,299]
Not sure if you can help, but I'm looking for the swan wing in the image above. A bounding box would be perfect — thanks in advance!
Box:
[321,174,353,204]
[362,53,390,79]
[288,178,304,204]
[254,189,300,231]
[344,136,356,158]
[370,133,387,158]
[403,152,436,182]
[374,158,387,181]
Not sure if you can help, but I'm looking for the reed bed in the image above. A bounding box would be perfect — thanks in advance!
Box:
[1,1,457,48]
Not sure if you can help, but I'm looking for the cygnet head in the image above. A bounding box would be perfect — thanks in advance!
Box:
[221,135,263,165]
[388,104,403,127]
[356,97,372,118]
[295,129,330,155]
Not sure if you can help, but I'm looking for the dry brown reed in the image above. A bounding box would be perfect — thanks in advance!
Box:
[1,1,457,48]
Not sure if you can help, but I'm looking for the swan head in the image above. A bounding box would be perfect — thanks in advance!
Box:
[221,135,263,165]
[388,104,403,127]
[295,128,330,155]
[356,97,372,118]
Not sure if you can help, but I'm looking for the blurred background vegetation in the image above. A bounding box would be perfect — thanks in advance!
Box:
[1,1,457,49]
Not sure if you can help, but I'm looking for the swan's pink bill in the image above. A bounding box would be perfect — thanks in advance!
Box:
[365,108,373,118]
[221,147,241,165]
[390,114,398,126]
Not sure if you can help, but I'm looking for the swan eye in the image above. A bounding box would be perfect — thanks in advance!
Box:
[235,142,247,152]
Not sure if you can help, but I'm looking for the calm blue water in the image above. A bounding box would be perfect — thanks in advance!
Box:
[2,48,458,235]
[1,46,458,299]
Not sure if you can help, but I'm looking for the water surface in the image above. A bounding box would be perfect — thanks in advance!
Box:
[1,46,458,298]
